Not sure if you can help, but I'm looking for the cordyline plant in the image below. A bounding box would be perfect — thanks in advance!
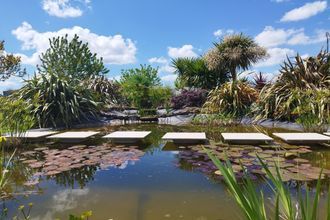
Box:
[205,148,330,220]
[256,50,330,125]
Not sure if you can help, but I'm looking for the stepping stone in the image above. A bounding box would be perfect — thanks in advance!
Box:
[221,133,273,145]
[103,131,151,144]
[4,131,58,140]
[47,131,100,143]
[273,133,330,144]
[162,132,207,144]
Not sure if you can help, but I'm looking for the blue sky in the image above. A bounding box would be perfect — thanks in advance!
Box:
[0,0,329,92]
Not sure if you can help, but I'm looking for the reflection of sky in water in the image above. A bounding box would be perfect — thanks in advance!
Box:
[3,123,330,219]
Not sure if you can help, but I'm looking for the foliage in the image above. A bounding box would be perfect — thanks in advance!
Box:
[203,34,267,82]
[256,50,330,124]
[38,34,108,85]
[149,86,172,108]
[0,144,16,194]
[119,65,162,109]
[18,73,98,128]
[0,40,26,81]
[252,72,268,90]
[192,113,238,126]
[15,34,111,128]
[12,203,33,220]
[203,81,258,117]
[172,57,229,89]
[69,211,92,220]
[171,89,208,109]
[205,148,330,220]
[82,75,125,106]
[0,97,35,136]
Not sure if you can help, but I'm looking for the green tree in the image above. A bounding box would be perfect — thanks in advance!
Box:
[119,65,161,109]
[172,57,229,89]
[38,34,108,85]
[17,35,107,128]
[203,34,267,82]
[0,41,26,81]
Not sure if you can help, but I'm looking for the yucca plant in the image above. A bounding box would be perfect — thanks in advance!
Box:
[203,81,258,117]
[205,148,330,220]
[253,72,268,90]
[19,72,98,128]
[256,50,330,124]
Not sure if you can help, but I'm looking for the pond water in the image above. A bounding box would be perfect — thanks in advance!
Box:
[1,123,330,220]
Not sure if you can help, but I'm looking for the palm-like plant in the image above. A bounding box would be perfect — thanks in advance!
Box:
[252,72,268,90]
[257,50,330,123]
[172,57,229,89]
[203,34,267,82]
[19,72,98,128]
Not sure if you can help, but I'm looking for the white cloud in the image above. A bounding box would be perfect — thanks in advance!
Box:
[161,74,177,84]
[255,26,329,47]
[148,56,168,64]
[42,0,87,18]
[213,29,234,38]
[159,64,175,73]
[0,77,23,93]
[281,1,327,22]
[52,188,89,211]
[12,22,137,65]
[255,26,301,47]
[168,45,198,59]
[255,47,295,67]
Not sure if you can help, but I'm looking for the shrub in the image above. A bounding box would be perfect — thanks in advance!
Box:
[0,96,35,136]
[149,86,172,108]
[19,73,98,128]
[171,89,208,109]
[256,50,330,122]
[203,81,258,117]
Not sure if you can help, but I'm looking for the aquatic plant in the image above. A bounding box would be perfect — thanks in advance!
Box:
[69,211,92,220]
[205,148,330,220]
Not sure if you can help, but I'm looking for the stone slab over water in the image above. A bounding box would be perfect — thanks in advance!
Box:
[221,132,273,144]
[273,132,330,144]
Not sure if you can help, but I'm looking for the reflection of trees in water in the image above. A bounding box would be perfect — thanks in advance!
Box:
[50,165,98,189]
[1,155,35,198]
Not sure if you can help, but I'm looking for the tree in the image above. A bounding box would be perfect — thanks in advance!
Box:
[203,34,267,82]
[0,40,26,81]
[172,57,229,90]
[119,65,161,109]
[38,34,108,85]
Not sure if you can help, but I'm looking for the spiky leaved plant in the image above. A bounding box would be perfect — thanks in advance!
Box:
[256,50,330,124]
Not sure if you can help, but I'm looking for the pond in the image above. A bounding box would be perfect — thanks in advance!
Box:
[1,123,330,220]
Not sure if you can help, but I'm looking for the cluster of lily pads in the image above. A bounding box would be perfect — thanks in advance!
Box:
[20,144,145,186]
[176,144,330,182]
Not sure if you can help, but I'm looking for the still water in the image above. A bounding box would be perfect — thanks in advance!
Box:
[1,123,330,220]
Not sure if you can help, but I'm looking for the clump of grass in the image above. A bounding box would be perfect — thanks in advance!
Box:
[205,148,330,220]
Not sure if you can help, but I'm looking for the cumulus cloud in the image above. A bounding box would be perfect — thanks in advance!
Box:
[0,77,23,93]
[12,22,137,65]
[255,47,295,67]
[255,26,329,47]
[161,74,178,84]
[168,45,198,59]
[213,29,234,38]
[148,56,168,64]
[42,0,89,18]
[281,1,327,22]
